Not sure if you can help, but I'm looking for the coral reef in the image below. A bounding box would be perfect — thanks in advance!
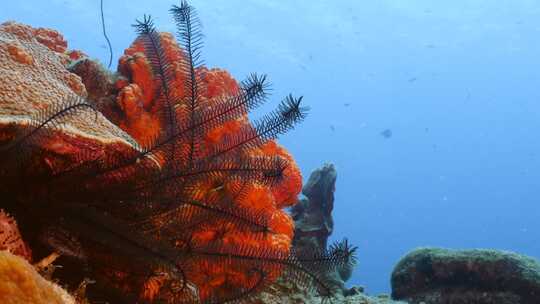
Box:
[8,3,540,304]
[0,1,355,303]
[0,250,75,304]
[391,247,540,304]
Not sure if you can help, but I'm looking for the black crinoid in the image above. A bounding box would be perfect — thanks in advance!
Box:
[0,1,357,303]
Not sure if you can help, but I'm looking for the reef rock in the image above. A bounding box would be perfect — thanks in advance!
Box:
[291,163,355,293]
[291,163,336,251]
[0,250,75,304]
[391,247,540,304]
[68,57,115,105]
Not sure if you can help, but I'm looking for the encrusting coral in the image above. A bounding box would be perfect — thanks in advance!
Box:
[0,1,356,303]
[0,21,140,176]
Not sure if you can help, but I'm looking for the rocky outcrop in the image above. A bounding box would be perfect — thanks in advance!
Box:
[291,163,336,252]
[68,57,115,106]
[290,163,357,295]
[391,247,540,304]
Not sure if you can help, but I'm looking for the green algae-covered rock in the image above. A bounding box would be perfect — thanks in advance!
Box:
[391,247,540,304]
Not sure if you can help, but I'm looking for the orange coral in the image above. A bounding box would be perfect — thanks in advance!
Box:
[0,21,67,53]
[7,43,33,65]
[115,83,161,144]
[114,32,302,302]
[262,141,303,208]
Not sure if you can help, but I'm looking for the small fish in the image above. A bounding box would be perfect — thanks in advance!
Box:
[343,103,350,107]
[380,129,392,138]
[408,77,417,83]
[330,125,335,132]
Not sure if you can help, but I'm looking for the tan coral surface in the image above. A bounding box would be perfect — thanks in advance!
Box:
[0,251,75,304]
[0,21,137,152]
[0,22,141,178]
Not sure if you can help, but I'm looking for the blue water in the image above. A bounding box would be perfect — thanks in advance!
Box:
[2,0,540,295]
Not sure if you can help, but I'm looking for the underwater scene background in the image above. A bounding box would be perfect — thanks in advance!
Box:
[1,0,539,296]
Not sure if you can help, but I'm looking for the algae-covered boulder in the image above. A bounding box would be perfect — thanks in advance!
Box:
[391,247,540,304]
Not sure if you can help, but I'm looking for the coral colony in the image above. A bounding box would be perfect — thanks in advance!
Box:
[0,1,356,303]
